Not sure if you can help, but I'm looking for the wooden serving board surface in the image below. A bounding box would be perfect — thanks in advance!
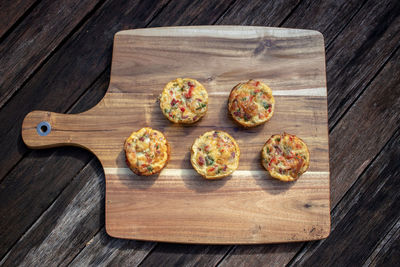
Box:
[22,26,330,244]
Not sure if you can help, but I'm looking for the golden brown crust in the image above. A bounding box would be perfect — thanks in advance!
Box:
[190,130,240,179]
[124,127,170,176]
[228,80,275,127]
[261,133,310,182]
[160,78,208,124]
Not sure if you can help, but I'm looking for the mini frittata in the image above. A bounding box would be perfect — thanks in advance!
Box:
[261,133,310,182]
[191,130,240,179]
[160,78,208,124]
[228,80,275,127]
[124,127,170,176]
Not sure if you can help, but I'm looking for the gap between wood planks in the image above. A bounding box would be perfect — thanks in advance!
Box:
[209,0,400,264]
[0,0,360,264]
[0,0,109,110]
[3,0,242,264]
[328,44,400,132]
[0,67,108,186]
[0,0,41,42]
[0,0,172,183]
[0,93,105,262]
[324,0,368,52]
[286,128,400,266]
[363,217,400,266]
[212,1,400,265]
[217,40,399,266]
[0,0,171,259]
[327,0,400,127]
[0,0,234,261]
[0,0,241,182]
[1,0,398,265]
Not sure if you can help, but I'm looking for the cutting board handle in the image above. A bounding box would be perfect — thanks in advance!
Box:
[22,110,93,150]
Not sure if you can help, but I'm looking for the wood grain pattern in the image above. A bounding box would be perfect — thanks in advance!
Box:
[0,0,37,39]
[0,158,105,266]
[215,0,400,263]
[0,0,169,256]
[0,0,104,108]
[0,0,169,181]
[292,130,400,266]
[367,219,400,267]
[326,0,400,127]
[0,0,397,264]
[21,26,330,244]
[0,1,234,259]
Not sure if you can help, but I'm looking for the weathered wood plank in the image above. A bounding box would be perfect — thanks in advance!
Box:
[282,0,365,45]
[289,130,400,266]
[0,0,38,39]
[0,0,105,109]
[0,0,170,256]
[149,0,236,26]
[328,45,400,206]
[135,243,231,267]
[0,0,237,262]
[0,0,169,179]
[369,237,400,267]
[267,43,400,266]
[217,2,400,264]
[0,152,153,266]
[0,73,109,259]
[364,219,400,267]
[69,228,155,267]
[285,46,400,264]
[215,0,301,26]
[0,0,396,266]
[0,158,104,266]
[326,0,400,128]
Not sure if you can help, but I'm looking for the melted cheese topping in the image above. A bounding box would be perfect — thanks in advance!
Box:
[191,130,240,179]
[124,127,169,176]
[228,80,275,127]
[261,133,310,182]
[160,78,208,124]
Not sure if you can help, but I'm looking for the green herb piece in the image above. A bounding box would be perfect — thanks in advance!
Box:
[241,97,247,101]
[147,166,153,172]
[266,147,270,153]
[205,155,214,166]
[164,108,169,113]
[276,138,281,142]
[263,102,270,110]
[196,103,207,110]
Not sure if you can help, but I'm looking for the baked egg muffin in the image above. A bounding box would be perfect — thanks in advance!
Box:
[160,78,208,124]
[124,127,170,176]
[191,130,240,179]
[228,80,275,127]
[261,133,310,182]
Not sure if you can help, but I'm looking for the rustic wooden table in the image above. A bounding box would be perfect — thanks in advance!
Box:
[0,0,399,266]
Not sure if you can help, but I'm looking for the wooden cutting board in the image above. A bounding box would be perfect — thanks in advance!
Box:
[22,26,330,244]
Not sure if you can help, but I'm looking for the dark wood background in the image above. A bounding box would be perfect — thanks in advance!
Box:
[0,0,399,266]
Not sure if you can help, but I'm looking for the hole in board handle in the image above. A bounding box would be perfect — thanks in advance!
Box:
[37,121,51,136]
